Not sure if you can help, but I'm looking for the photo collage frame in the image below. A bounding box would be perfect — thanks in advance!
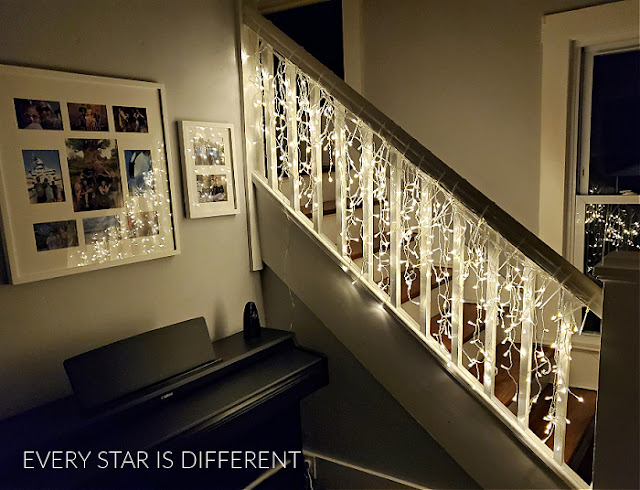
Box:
[0,65,179,283]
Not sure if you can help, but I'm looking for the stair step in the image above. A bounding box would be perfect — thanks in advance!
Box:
[466,338,548,408]
[430,303,484,353]
[400,267,453,304]
[493,343,523,407]
[348,236,381,260]
[302,200,340,218]
[529,385,597,467]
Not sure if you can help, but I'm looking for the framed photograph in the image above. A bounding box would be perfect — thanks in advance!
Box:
[22,150,66,204]
[66,138,124,212]
[0,64,180,284]
[113,106,148,133]
[178,121,239,218]
[67,103,109,131]
[14,98,63,130]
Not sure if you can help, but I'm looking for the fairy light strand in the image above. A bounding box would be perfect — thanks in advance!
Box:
[245,33,598,468]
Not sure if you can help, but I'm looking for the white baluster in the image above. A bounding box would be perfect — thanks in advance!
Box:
[419,177,433,336]
[451,207,465,365]
[334,103,348,258]
[517,264,536,426]
[389,151,402,307]
[310,83,323,234]
[263,45,278,190]
[483,239,500,395]
[362,128,374,281]
[285,62,299,211]
[553,293,573,464]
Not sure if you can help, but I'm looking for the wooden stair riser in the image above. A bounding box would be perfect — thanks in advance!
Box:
[320,203,372,239]
[465,342,551,400]
[528,384,597,473]
[401,280,451,325]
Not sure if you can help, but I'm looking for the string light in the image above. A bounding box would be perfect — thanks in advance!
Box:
[69,146,173,267]
[247,33,598,472]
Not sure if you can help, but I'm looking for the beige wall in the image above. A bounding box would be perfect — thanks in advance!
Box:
[0,0,263,419]
[349,0,617,235]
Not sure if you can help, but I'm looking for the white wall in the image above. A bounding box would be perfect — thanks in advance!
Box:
[348,0,617,235]
[0,0,263,420]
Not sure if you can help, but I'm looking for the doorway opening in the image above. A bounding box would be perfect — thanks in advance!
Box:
[264,0,344,79]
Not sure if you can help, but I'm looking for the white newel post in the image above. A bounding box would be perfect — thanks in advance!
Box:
[240,26,264,271]
[592,251,640,489]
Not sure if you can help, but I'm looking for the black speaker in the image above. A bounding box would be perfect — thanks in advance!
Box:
[243,302,261,340]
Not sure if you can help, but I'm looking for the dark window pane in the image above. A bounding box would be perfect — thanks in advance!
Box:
[581,308,601,333]
[588,50,640,195]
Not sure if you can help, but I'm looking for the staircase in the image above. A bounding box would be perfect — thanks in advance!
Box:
[240,9,602,489]
[301,173,597,483]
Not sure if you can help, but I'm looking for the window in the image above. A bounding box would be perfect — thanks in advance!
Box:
[539,0,638,257]
[574,44,640,282]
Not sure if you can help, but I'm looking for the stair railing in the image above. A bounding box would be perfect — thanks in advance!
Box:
[240,10,602,488]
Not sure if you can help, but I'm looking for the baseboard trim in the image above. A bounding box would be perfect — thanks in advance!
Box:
[303,450,428,489]
[244,459,288,489]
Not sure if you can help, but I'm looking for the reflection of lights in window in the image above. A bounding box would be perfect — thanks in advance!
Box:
[584,204,640,276]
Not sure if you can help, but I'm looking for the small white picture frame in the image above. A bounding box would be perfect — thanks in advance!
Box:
[178,121,239,218]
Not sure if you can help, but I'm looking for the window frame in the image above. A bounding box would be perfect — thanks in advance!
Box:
[538,0,639,258]
[573,41,640,272]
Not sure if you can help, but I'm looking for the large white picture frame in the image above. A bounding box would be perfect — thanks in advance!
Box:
[0,64,180,284]
[178,121,239,218]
